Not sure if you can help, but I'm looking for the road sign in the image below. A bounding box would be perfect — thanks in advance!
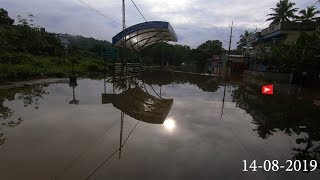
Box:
[103,47,118,60]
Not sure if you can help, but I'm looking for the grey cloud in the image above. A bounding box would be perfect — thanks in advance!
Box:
[0,0,316,49]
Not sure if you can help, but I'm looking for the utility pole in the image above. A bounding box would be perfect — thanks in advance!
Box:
[122,0,127,75]
[228,21,235,63]
[122,0,126,30]
[225,21,235,76]
[119,0,126,160]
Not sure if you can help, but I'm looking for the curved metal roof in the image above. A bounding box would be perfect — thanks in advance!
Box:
[112,21,178,51]
[102,87,173,124]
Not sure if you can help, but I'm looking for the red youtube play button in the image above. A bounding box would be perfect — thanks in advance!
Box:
[262,85,274,95]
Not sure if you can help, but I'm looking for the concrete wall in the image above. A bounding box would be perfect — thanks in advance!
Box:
[244,70,292,83]
[284,30,315,45]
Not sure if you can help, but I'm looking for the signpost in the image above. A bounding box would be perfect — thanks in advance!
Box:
[103,47,118,60]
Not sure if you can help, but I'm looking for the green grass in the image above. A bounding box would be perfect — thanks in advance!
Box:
[0,52,112,81]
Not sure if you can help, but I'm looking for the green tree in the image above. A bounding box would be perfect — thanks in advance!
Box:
[0,8,14,26]
[17,14,37,28]
[262,32,320,72]
[294,32,320,65]
[196,40,224,58]
[237,30,252,46]
[298,6,320,22]
[266,0,298,24]
[140,42,193,66]
[236,30,252,53]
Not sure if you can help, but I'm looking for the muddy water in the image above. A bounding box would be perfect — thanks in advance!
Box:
[0,71,319,180]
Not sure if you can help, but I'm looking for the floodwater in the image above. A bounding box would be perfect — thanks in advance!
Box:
[0,71,320,180]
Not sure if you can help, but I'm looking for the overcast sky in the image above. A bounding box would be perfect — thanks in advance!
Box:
[1,0,318,49]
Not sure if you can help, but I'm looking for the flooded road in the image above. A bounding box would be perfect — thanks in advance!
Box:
[0,71,320,180]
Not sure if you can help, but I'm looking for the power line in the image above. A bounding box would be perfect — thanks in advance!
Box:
[130,0,148,22]
[75,0,121,25]
[85,120,140,180]
[307,0,317,6]
[300,0,318,8]
[312,0,320,6]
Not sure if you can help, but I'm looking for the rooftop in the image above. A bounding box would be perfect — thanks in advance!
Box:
[112,21,178,51]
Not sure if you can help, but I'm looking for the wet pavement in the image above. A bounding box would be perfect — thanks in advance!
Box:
[0,71,320,180]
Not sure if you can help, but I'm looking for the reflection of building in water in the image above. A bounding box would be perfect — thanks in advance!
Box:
[102,86,173,124]
[102,75,173,160]
[0,85,47,145]
[85,77,175,179]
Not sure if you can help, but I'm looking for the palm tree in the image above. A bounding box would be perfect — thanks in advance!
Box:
[298,6,320,22]
[236,30,252,55]
[237,30,252,46]
[267,0,298,24]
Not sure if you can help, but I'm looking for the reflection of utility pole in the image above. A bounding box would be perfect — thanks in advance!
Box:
[118,0,126,160]
[104,77,107,94]
[119,111,124,159]
[104,65,107,95]
[221,83,227,118]
[69,85,79,105]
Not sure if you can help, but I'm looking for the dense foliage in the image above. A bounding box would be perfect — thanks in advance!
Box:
[266,0,319,25]
[261,32,320,72]
[299,6,320,22]
[266,0,298,24]
[0,9,113,80]
[141,40,224,68]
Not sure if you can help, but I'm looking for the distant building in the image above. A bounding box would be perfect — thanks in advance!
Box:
[209,54,246,74]
[227,54,246,72]
[245,21,320,71]
[56,33,70,50]
[209,55,222,74]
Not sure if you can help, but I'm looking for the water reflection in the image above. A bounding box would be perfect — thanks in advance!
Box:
[163,118,176,131]
[1,71,320,179]
[69,79,79,105]
[103,86,173,124]
[94,70,220,172]
[102,75,174,156]
[140,70,220,92]
[232,82,320,171]
[81,73,177,179]
[0,85,47,145]
[232,84,320,139]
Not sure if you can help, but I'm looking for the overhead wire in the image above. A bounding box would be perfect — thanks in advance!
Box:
[312,0,320,6]
[231,0,266,46]
[301,0,318,7]
[130,0,148,22]
[85,120,140,180]
[75,0,121,25]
